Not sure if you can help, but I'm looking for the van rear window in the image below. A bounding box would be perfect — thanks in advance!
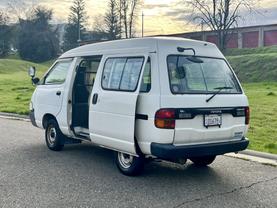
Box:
[167,55,242,94]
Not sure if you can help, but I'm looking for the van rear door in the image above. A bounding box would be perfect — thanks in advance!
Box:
[89,55,147,155]
[160,55,249,145]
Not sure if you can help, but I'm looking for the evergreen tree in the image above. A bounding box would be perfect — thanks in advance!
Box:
[63,0,87,51]
[0,11,12,57]
[18,7,59,62]
[104,0,121,40]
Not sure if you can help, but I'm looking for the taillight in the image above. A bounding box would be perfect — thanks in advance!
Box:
[245,106,250,125]
[155,109,176,129]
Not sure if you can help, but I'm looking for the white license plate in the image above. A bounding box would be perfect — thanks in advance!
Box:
[204,114,222,127]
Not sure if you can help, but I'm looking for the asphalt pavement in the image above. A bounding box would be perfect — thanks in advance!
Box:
[0,117,276,208]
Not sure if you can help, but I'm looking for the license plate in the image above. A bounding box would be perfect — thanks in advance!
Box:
[204,114,222,127]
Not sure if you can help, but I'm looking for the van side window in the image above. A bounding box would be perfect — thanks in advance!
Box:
[102,57,144,91]
[77,56,102,87]
[140,57,151,93]
[44,60,72,85]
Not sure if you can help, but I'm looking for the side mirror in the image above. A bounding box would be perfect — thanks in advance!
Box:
[28,66,40,85]
[32,77,40,85]
[29,66,36,78]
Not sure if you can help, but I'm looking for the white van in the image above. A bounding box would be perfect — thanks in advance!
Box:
[29,37,249,176]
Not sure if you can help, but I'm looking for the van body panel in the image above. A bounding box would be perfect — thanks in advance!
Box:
[134,52,175,155]
[89,90,140,154]
[32,59,76,133]
[60,38,158,59]
[89,53,150,155]
[156,39,249,147]
[56,58,79,136]
[135,93,175,154]
[30,37,249,163]
[34,84,65,125]
[136,118,175,154]
[160,94,248,108]
[174,117,247,145]
[160,93,249,146]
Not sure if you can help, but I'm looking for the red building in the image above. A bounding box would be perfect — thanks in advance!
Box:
[162,23,277,49]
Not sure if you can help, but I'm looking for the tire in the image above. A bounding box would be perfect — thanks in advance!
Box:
[115,152,145,176]
[190,155,216,166]
[45,119,64,151]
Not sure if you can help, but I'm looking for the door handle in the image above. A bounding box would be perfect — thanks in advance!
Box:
[92,93,98,104]
[56,91,61,96]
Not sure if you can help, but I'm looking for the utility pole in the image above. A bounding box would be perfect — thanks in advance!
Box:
[77,11,81,46]
[77,19,81,46]
[78,23,81,44]
[141,11,144,37]
[201,20,205,41]
[119,0,122,39]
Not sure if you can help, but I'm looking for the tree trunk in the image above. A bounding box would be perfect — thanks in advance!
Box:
[218,30,225,52]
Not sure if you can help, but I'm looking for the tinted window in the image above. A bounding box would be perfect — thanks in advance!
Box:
[45,60,72,85]
[167,55,241,94]
[120,58,144,91]
[140,58,151,93]
[102,58,126,90]
[102,57,144,91]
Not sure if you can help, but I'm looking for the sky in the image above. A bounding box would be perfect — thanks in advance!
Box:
[1,0,277,36]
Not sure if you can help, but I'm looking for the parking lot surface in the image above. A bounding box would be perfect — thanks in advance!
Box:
[0,117,276,208]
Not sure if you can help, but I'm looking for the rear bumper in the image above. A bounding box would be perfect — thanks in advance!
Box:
[150,138,249,160]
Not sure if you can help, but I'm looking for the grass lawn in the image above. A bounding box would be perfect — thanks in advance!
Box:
[243,82,277,154]
[0,58,276,154]
[0,59,50,114]
[225,45,277,56]
[227,53,277,82]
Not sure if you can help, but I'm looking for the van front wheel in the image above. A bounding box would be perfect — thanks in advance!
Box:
[45,119,64,151]
[190,155,216,166]
[115,152,144,176]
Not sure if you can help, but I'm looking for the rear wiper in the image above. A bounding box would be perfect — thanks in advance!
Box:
[206,86,233,103]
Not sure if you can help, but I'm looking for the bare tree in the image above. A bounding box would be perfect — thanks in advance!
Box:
[7,0,35,21]
[118,0,140,39]
[128,0,139,38]
[0,11,9,24]
[186,0,259,51]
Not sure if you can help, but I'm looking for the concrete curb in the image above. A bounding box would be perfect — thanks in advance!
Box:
[0,112,30,121]
[239,149,277,161]
[226,153,277,166]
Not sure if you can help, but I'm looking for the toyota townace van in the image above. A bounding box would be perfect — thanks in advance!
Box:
[29,37,249,176]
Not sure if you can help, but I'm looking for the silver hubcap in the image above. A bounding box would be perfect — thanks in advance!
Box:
[118,152,134,169]
[47,125,56,145]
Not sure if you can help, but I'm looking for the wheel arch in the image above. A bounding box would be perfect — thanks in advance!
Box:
[134,137,144,156]
[42,114,57,129]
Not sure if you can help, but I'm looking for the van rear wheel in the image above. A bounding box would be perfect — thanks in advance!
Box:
[45,119,64,151]
[115,152,144,176]
[190,155,216,166]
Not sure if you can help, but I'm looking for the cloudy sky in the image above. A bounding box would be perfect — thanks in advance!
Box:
[1,0,277,36]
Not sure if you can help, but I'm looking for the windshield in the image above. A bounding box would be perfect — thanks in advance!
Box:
[167,55,242,94]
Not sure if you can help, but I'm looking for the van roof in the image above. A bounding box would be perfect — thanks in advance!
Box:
[60,37,224,59]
